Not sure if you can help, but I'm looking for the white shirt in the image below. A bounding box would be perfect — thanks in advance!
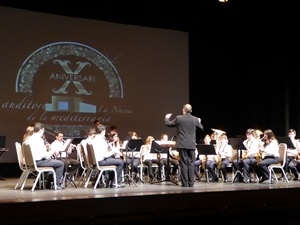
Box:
[26,132,51,160]
[260,139,279,158]
[91,134,114,161]
[243,138,259,158]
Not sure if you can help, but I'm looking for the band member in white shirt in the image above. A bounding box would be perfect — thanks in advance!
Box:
[50,131,80,179]
[256,129,279,183]
[232,128,260,183]
[207,133,232,182]
[91,124,125,188]
[286,129,300,180]
[26,122,65,190]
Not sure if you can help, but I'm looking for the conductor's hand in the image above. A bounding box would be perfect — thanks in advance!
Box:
[165,113,172,119]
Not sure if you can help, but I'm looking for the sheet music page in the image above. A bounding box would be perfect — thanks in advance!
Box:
[62,139,72,151]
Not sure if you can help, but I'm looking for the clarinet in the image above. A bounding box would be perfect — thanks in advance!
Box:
[42,135,55,159]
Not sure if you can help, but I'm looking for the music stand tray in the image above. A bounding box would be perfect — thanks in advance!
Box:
[277,137,296,149]
[196,144,216,182]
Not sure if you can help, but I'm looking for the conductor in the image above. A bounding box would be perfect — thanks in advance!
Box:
[164,104,204,187]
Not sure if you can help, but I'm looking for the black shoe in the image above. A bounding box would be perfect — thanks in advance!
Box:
[212,178,219,182]
[149,174,154,184]
[292,177,299,181]
[223,179,228,183]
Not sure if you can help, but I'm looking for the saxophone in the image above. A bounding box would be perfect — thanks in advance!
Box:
[255,151,262,163]
[216,156,222,169]
[242,150,247,160]
[201,155,207,170]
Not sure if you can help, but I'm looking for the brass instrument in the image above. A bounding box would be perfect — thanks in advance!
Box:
[216,156,222,169]
[211,128,226,144]
[201,155,207,170]
[242,150,247,160]
[255,152,262,163]
[255,130,263,139]
[171,150,180,160]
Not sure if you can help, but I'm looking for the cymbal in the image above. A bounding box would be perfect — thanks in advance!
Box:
[211,128,226,134]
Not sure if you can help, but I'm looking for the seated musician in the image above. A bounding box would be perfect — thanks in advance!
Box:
[286,129,300,180]
[160,133,179,182]
[232,128,260,183]
[255,129,279,183]
[122,131,142,181]
[194,134,211,181]
[140,136,164,183]
[50,131,80,182]
[206,133,232,182]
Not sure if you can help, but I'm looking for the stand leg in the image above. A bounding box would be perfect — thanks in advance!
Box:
[151,152,178,185]
[231,170,244,184]
[123,173,138,187]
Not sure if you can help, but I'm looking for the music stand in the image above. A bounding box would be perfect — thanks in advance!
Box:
[196,144,216,182]
[228,138,247,183]
[277,137,296,149]
[151,140,178,185]
[124,139,144,186]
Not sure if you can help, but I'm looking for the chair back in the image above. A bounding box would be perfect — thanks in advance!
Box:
[86,142,97,168]
[278,143,287,166]
[22,142,37,170]
[77,144,86,170]
[15,142,25,170]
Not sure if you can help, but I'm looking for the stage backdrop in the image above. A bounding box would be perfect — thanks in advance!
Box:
[0,6,189,162]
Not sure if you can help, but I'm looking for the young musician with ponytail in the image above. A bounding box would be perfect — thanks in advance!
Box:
[256,129,279,183]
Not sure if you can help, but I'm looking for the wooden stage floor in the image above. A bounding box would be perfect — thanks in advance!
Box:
[1,175,300,225]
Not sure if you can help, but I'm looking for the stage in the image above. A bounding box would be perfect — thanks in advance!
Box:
[0,175,300,225]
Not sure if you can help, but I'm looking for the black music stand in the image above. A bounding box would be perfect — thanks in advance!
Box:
[277,137,296,149]
[151,140,178,185]
[196,144,216,182]
[228,138,247,183]
[124,139,144,186]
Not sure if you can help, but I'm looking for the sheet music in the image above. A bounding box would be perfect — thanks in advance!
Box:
[60,139,72,157]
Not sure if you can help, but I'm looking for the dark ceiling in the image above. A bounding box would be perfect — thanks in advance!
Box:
[1,0,297,32]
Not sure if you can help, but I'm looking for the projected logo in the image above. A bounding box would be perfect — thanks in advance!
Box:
[15,42,124,137]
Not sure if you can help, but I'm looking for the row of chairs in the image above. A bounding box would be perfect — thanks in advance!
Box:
[76,143,118,188]
[15,141,288,191]
[15,141,118,191]
[76,143,168,186]
[200,143,289,184]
